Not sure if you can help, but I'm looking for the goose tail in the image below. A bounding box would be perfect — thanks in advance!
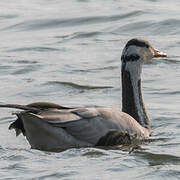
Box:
[0,103,38,136]
[0,103,39,113]
[8,114,25,136]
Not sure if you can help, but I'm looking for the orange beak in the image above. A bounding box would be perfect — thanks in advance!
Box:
[153,48,167,57]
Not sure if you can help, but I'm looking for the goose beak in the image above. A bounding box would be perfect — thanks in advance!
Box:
[153,48,167,57]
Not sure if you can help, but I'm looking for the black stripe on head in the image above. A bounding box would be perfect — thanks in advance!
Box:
[121,54,140,63]
[125,38,150,49]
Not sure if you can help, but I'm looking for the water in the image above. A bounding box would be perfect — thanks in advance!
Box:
[0,0,180,179]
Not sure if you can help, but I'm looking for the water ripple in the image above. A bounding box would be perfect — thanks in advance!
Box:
[8,47,60,52]
[135,151,180,166]
[45,81,113,90]
[0,14,18,20]
[11,64,42,75]
[114,18,180,35]
[55,31,102,41]
[3,11,142,31]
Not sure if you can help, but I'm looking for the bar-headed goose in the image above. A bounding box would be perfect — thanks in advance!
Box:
[0,38,167,151]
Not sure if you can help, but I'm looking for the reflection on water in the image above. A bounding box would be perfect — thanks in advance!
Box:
[0,0,180,179]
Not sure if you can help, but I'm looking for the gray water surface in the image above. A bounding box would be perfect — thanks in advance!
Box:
[0,0,180,179]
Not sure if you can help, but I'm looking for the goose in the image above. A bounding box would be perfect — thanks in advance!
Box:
[0,38,167,151]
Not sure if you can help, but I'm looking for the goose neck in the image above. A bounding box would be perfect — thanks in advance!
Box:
[121,61,150,130]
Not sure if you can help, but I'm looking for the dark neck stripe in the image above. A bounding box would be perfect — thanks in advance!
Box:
[137,79,150,129]
[121,68,150,129]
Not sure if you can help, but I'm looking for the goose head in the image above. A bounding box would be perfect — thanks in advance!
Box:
[121,38,167,64]
[121,38,167,79]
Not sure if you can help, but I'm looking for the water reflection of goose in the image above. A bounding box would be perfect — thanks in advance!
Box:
[0,38,167,151]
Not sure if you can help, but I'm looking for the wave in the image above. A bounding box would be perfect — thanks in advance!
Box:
[2,11,142,31]
[7,47,60,52]
[45,81,113,90]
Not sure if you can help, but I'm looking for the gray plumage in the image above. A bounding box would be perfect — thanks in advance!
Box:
[0,38,167,151]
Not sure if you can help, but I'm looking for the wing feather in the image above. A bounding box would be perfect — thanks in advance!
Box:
[32,107,125,144]
[19,107,149,146]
